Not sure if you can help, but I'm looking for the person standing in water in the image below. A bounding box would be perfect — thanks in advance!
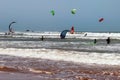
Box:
[41,36,44,41]
[106,37,110,44]
[94,39,97,44]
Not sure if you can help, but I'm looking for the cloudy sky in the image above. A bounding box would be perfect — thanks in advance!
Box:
[0,0,120,32]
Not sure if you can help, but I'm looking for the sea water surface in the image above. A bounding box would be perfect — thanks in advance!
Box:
[0,32,120,65]
[0,32,120,79]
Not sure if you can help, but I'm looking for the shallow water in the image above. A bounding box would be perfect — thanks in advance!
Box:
[0,32,120,79]
[0,36,120,65]
[0,55,120,80]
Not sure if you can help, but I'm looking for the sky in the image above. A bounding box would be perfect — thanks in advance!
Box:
[0,0,120,32]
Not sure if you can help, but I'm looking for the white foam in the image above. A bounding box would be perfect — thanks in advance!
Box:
[22,32,120,39]
[1,31,120,39]
[0,48,120,65]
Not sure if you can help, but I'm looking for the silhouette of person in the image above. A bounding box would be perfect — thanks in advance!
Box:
[94,39,97,44]
[41,36,44,41]
[106,37,110,44]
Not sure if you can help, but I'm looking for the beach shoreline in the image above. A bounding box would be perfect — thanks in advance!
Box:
[0,31,120,79]
[0,59,120,80]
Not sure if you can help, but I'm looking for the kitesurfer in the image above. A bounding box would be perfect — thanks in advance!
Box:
[41,36,44,41]
[106,37,110,44]
[94,39,97,44]
[70,26,74,34]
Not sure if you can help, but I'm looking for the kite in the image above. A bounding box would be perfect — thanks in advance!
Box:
[60,30,70,39]
[99,18,104,22]
[50,10,55,16]
[9,21,16,33]
[71,9,76,14]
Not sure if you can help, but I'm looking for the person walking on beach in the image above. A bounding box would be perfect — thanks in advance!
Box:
[106,37,110,44]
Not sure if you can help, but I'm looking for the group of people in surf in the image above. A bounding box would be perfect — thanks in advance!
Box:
[6,22,111,45]
[94,37,111,45]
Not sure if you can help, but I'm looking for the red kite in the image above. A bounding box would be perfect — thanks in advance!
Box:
[99,18,104,22]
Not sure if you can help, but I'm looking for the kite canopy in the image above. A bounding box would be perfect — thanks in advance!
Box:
[50,10,55,16]
[99,18,104,22]
[71,9,76,14]
[60,30,70,39]
[9,22,16,33]
[70,26,74,34]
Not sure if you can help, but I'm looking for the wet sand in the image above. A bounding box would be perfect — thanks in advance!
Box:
[0,65,120,80]
[0,55,120,80]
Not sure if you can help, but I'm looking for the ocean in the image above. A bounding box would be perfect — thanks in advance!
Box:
[0,31,120,80]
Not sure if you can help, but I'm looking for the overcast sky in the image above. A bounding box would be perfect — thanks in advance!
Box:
[0,0,120,32]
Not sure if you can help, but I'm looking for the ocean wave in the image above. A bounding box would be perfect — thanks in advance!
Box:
[1,31,120,39]
[0,48,120,65]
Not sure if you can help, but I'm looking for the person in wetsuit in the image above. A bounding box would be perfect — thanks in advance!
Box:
[41,36,44,41]
[94,39,97,44]
[106,37,110,44]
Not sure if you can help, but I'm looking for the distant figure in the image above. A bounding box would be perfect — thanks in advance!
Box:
[41,36,44,41]
[26,29,30,32]
[106,37,110,44]
[5,32,8,35]
[84,33,87,37]
[94,39,97,44]
[70,26,74,34]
